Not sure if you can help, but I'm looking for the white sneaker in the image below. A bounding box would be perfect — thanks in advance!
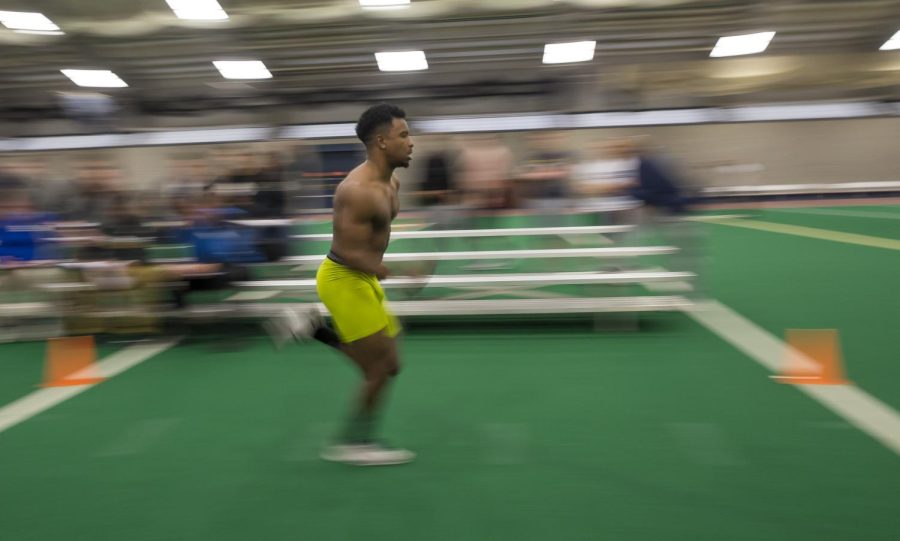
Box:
[264,306,323,349]
[305,306,326,336]
[320,444,416,466]
[263,317,292,350]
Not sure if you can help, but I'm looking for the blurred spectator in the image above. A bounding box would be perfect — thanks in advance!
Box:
[418,136,458,208]
[453,135,516,268]
[0,185,59,262]
[252,151,287,219]
[101,194,148,237]
[517,131,573,220]
[176,191,263,265]
[61,159,126,224]
[4,158,58,213]
[169,192,261,307]
[457,134,514,210]
[99,194,152,261]
[225,150,264,185]
[606,137,699,279]
[571,138,637,225]
[608,137,687,216]
[0,166,26,193]
[284,141,325,215]
[164,157,212,209]
[251,151,291,261]
[211,151,262,213]
[0,182,65,340]
[413,136,466,258]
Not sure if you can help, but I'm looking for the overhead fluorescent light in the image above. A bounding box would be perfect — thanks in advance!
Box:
[0,11,63,35]
[165,0,228,21]
[61,69,128,88]
[213,60,272,80]
[880,30,900,51]
[375,50,428,72]
[359,0,411,8]
[542,40,596,64]
[710,31,775,57]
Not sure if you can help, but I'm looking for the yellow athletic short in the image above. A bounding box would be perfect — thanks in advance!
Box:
[316,256,401,343]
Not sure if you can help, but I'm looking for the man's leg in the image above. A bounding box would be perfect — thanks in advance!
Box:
[322,330,414,465]
[338,330,398,444]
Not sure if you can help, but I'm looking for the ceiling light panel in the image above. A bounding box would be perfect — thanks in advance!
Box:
[61,69,128,88]
[880,30,900,51]
[213,60,272,80]
[710,31,776,58]
[0,11,62,34]
[375,50,428,72]
[166,0,228,21]
[360,0,411,7]
[542,41,596,64]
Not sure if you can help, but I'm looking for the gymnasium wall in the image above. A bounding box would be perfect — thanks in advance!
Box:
[2,116,898,195]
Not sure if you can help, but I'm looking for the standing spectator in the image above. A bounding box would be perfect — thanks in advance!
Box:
[517,131,573,223]
[457,134,514,211]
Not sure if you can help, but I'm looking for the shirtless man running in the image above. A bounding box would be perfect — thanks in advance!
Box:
[271,103,415,466]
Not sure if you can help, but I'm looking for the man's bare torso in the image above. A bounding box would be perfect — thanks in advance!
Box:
[330,163,399,275]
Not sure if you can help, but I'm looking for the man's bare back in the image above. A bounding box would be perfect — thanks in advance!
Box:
[330,162,400,279]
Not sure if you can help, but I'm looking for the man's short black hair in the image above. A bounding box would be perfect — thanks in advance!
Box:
[355,103,406,146]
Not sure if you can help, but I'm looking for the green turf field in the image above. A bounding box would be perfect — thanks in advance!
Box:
[1,204,899,540]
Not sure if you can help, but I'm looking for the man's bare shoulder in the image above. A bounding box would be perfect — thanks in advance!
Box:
[334,165,380,209]
[336,164,374,191]
[339,164,392,195]
[342,163,370,183]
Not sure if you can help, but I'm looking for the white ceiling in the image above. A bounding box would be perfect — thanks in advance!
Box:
[0,0,897,131]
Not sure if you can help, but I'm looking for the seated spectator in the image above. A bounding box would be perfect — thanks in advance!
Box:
[0,187,60,263]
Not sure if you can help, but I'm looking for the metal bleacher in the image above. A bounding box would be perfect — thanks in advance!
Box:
[229,217,696,320]
[0,206,696,341]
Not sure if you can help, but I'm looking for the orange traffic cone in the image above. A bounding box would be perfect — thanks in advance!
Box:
[771,329,849,385]
[42,336,105,387]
